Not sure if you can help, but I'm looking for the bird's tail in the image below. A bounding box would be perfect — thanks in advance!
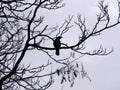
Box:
[56,49,59,55]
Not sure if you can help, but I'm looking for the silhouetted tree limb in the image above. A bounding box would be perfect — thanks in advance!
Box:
[0,0,120,90]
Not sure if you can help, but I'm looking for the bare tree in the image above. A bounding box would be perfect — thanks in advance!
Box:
[0,0,120,90]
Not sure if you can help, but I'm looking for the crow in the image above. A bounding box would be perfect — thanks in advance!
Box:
[53,36,62,55]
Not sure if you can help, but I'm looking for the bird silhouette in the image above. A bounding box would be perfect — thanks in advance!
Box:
[53,36,62,55]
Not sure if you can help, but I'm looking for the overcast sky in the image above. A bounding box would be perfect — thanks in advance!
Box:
[23,0,120,90]
[43,0,120,90]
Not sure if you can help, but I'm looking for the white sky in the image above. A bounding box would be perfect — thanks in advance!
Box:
[44,0,120,90]
[23,0,120,90]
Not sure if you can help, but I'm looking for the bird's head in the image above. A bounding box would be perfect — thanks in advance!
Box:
[57,36,62,39]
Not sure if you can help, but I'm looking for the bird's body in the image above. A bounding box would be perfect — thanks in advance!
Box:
[53,36,62,55]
